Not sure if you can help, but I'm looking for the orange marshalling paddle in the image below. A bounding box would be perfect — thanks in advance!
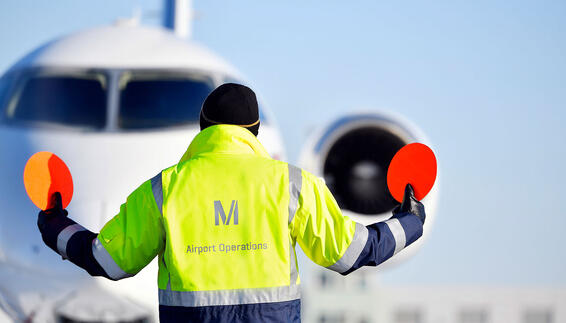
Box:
[387,143,437,203]
[23,152,73,210]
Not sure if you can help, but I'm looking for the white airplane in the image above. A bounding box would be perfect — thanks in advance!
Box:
[0,1,437,322]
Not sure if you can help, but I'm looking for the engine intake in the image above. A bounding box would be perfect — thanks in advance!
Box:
[323,126,406,215]
[299,112,433,220]
[298,112,438,268]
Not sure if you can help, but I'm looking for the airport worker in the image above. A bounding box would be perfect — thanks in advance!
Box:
[37,83,426,323]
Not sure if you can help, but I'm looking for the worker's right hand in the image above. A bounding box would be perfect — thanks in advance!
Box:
[37,192,74,254]
[392,184,426,224]
[37,192,68,229]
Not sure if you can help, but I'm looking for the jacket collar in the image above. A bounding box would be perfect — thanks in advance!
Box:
[179,125,270,163]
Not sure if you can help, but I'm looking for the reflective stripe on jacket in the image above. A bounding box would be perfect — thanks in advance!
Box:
[95,124,371,321]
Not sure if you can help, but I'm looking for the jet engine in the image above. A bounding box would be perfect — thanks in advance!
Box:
[299,112,438,267]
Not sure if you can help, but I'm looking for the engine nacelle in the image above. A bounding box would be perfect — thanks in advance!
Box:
[299,112,438,267]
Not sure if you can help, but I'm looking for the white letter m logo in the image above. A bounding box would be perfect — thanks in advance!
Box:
[214,200,239,226]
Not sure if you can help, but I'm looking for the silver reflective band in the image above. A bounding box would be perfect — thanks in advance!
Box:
[92,237,133,281]
[286,165,301,283]
[385,218,406,255]
[56,224,86,259]
[289,242,298,285]
[159,285,301,307]
[162,257,172,291]
[151,172,163,215]
[288,165,302,224]
[327,222,369,274]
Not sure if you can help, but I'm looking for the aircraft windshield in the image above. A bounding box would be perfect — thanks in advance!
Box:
[1,71,270,131]
[118,73,214,129]
[5,73,107,129]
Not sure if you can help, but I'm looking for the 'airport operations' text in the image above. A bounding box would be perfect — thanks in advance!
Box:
[186,242,268,255]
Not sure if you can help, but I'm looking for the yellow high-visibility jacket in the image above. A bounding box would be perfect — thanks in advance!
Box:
[78,124,422,322]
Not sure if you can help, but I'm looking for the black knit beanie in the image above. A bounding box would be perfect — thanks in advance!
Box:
[200,83,260,136]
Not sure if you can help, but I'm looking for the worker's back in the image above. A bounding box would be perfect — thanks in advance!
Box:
[157,124,301,322]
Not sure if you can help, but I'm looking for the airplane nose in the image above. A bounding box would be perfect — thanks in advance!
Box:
[54,283,151,323]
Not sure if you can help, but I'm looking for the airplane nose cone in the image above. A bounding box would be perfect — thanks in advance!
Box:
[55,283,150,323]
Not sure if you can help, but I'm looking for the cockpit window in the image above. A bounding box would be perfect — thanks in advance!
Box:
[118,72,214,129]
[5,73,107,129]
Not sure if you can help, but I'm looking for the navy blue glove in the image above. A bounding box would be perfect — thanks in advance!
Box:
[37,192,75,253]
[36,193,111,278]
[392,184,426,224]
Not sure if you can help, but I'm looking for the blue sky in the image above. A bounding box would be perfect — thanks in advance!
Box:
[1,0,565,286]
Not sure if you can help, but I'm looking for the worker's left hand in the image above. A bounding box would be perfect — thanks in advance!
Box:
[37,192,74,253]
[392,184,426,224]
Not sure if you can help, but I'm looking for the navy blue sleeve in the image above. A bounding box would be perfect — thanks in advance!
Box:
[37,213,111,279]
[66,230,111,278]
[342,212,423,275]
